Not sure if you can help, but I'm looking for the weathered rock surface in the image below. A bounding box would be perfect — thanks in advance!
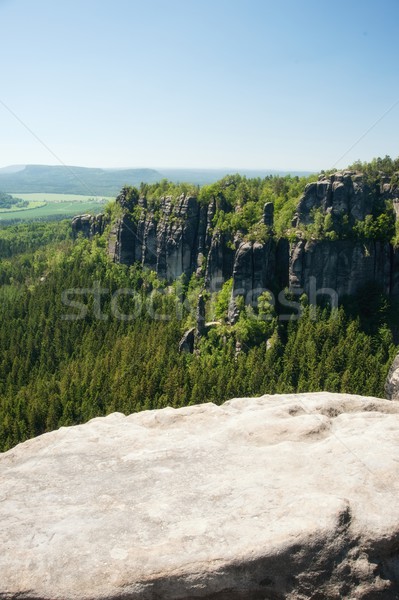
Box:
[205,230,235,292]
[263,201,274,227]
[289,172,399,298]
[289,238,392,298]
[231,240,276,306]
[293,171,374,231]
[385,352,399,400]
[108,193,215,281]
[1,392,399,599]
[71,213,107,238]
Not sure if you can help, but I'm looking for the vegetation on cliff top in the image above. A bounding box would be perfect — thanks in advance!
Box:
[113,172,316,244]
[113,155,399,245]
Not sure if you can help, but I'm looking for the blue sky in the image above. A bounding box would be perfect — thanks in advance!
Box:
[1,0,398,171]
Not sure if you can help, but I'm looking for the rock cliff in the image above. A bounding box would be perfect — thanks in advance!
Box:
[229,239,276,308]
[289,238,392,298]
[1,392,399,599]
[292,171,374,230]
[109,191,213,281]
[71,213,108,238]
[289,172,399,298]
[73,172,399,305]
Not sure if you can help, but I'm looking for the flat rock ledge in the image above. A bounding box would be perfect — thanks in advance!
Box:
[1,392,399,600]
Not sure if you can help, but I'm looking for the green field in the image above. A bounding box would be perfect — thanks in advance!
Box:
[0,193,113,222]
[0,200,47,213]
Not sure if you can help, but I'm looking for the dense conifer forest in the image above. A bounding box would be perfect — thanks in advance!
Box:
[0,159,398,451]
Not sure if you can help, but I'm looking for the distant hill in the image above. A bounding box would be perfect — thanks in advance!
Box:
[0,165,163,196]
[0,164,315,196]
[0,165,26,174]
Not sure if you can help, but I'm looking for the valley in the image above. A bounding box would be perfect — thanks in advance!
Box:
[0,156,398,453]
[0,192,112,222]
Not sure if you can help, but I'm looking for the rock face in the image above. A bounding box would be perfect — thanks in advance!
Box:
[263,201,274,227]
[293,171,374,231]
[289,239,392,298]
[231,240,276,305]
[289,172,399,298]
[71,213,108,238]
[1,392,399,599]
[74,172,399,307]
[178,327,195,353]
[110,193,207,279]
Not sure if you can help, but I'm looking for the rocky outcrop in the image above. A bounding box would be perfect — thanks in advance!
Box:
[179,294,220,353]
[178,327,195,353]
[231,240,276,304]
[1,392,399,599]
[106,191,237,292]
[229,203,276,311]
[195,293,206,338]
[263,201,274,227]
[71,213,107,238]
[293,171,374,231]
[205,231,235,292]
[289,238,392,298]
[289,171,399,298]
[109,213,137,265]
[110,194,218,281]
[74,171,399,309]
[155,195,201,280]
[179,322,221,354]
[381,174,399,209]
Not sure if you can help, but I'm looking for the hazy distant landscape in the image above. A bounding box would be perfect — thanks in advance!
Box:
[0,164,315,222]
[0,164,314,195]
[0,164,161,196]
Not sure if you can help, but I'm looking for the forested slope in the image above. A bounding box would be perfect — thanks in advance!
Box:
[1,159,398,452]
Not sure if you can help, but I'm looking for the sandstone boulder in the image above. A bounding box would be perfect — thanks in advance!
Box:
[1,392,399,599]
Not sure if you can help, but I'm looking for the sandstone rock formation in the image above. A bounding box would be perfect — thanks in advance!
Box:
[263,201,274,227]
[109,192,209,280]
[289,172,399,298]
[74,172,399,309]
[292,171,374,230]
[1,392,399,599]
[230,239,276,306]
[289,238,392,298]
[71,213,108,238]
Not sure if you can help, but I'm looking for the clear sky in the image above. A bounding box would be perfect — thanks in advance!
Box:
[1,0,398,172]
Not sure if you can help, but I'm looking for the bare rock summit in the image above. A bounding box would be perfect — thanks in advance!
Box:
[1,392,399,599]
